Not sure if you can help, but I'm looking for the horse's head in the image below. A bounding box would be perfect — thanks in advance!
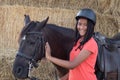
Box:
[12,15,49,79]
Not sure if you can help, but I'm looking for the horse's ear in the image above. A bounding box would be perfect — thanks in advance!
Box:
[41,16,49,28]
[24,14,31,26]
[36,16,49,30]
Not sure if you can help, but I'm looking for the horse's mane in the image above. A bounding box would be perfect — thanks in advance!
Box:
[46,24,75,38]
[20,21,36,36]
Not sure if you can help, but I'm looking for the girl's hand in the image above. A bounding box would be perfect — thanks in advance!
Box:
[45,42,51,59]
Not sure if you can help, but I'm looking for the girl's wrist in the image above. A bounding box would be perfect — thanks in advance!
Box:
[47,55,52,60]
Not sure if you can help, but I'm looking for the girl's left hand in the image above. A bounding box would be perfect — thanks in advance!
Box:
[45,42,51,59]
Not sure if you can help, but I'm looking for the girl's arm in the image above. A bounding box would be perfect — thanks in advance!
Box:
[45,42,91,69]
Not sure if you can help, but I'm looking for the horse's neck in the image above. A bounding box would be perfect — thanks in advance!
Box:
[43,24,74,43]
[42,25,74,59]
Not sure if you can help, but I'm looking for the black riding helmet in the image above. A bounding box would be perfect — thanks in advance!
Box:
[75,8,96,25]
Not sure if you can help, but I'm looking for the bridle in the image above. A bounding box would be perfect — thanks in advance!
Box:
[16,32,45,80]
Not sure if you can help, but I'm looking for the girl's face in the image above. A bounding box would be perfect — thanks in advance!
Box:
[77,18,87,37]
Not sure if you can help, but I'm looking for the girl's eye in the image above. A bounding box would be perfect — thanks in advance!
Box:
[78,23,81,26]
[78,23,87,26]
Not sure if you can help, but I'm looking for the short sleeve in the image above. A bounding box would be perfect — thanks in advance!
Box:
[83,37,98,54]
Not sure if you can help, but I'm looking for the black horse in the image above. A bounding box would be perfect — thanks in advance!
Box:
[12,15,75,80]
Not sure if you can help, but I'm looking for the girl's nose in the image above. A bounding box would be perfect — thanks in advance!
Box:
[79,25,84,29]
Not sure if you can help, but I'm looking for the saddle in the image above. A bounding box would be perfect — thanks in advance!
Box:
[93,32,120,80]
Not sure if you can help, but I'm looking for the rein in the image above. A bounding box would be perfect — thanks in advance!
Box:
[16,32,45,80]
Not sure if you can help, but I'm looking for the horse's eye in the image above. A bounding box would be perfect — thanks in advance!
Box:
[30,41,35,45]
[27,40,35,45]
[37,37,40,39]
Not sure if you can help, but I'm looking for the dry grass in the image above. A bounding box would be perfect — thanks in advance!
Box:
[0,55,14,80]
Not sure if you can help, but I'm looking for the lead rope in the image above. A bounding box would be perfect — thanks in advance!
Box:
[28,62,33,78]
[28,62,40,80]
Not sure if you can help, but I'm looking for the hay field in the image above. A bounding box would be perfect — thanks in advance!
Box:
[0,0,120,80]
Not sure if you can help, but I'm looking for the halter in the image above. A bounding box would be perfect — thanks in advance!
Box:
[16,32,45,79]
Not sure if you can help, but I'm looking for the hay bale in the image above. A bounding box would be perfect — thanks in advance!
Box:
[96,13,119,37]
[0,5,76,49]
[0,5,119,49]
[0,0,119,16]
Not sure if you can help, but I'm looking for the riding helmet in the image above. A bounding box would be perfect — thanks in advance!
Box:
[75,8,96,24]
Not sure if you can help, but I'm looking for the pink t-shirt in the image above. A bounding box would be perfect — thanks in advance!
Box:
[69,37,98,80]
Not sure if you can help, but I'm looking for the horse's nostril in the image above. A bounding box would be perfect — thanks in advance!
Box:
[13,65,29,79]
[16,66,23,75]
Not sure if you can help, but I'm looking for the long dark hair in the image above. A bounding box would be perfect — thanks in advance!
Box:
[75,18,95,50]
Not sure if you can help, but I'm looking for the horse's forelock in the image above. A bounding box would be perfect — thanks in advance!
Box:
[18,21,36,43]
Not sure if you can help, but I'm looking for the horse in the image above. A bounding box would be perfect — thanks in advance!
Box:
[12,15,75,80]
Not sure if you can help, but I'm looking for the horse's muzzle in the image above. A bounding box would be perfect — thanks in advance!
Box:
[12,65,28,79]
[12,58,29,79]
